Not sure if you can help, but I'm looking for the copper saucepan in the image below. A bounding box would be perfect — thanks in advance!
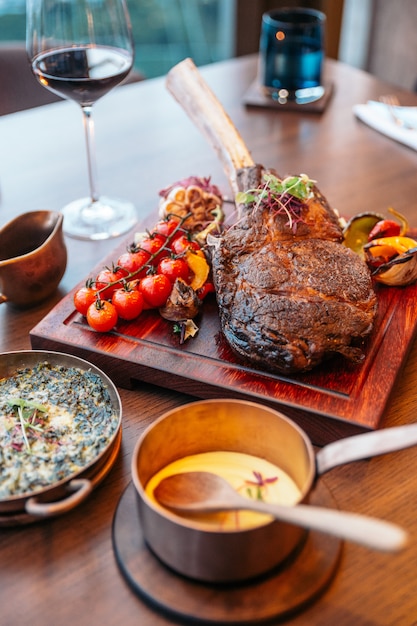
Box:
[132,399,417,583]
[0,350,122,522]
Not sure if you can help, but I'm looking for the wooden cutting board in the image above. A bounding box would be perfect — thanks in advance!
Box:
[30,230,417,445]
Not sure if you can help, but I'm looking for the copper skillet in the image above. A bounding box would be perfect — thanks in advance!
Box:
[0,350,122,524]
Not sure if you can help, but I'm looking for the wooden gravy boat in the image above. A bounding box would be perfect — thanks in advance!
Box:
[0,210,67,307]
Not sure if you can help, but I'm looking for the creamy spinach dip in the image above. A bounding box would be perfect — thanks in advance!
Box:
[0,361,119,498]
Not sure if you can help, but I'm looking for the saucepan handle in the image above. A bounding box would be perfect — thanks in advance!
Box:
[316,423,417,476]
[25,479,93,518]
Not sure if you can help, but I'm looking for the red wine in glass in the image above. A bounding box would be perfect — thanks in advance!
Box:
[32,46,132,106]
[27,0,137,240]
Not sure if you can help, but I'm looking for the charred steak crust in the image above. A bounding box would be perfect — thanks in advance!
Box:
[211,167,378,374]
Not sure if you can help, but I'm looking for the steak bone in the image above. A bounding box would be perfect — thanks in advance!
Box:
[166,57,255,196]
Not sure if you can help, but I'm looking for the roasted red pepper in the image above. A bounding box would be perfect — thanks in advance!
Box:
[368,220,401,241]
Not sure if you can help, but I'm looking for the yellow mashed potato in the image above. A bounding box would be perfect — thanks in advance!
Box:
[145,450,301,531]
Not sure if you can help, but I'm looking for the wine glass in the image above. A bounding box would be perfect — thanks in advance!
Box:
[26,0,137,240]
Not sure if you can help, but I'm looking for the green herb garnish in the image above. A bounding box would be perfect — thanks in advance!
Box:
[7,398,48,451]
[236,173,315,231]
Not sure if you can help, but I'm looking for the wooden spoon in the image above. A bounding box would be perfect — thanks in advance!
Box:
[153,471,407,553]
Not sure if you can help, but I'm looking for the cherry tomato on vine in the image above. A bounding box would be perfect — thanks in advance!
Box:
[170,234,201,256]
[157,256,190,284]
[152,216,182,240]
[139,234,168,262]
[112,285,144,320]
[95,266,126,299]
[139,273,172,308]
[73,283,97,316]
[117,248,151,277]
[86,300,118,332]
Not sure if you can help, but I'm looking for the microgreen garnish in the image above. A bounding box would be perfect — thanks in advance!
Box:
[235,173,315,232]
[7,397,48,451]
[243,471,278,502]
[173,322,186,343]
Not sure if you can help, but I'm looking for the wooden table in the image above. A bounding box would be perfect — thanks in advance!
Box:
[1,55,417,625]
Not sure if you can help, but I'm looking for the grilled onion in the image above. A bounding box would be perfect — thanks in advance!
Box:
[364,237,417,286]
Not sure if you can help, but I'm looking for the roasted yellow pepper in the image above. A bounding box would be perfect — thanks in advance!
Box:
[185,249,210,290]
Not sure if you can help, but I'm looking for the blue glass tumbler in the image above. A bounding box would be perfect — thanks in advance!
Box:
[259,7,326,103]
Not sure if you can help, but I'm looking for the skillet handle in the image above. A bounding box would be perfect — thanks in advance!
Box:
[316,423,417,476]
[25,479,93,518]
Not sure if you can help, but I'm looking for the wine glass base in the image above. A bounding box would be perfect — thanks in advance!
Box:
[62,196,138,241]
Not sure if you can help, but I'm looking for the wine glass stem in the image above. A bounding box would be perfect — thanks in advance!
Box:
[81,105,100,203]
